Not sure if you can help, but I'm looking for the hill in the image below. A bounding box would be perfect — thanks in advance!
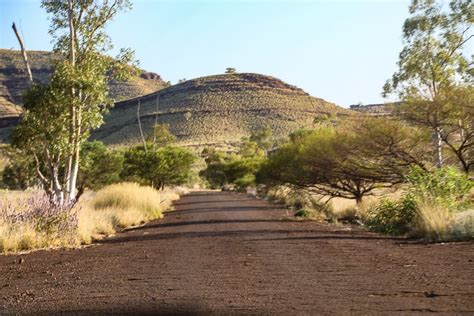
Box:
[0,49,167,114]
[92,73,349,150]
[349,102,400,116]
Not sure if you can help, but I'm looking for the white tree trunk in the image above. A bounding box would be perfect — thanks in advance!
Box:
[11,22,33,83]
[435,127,443,168]
[66,0,78,203]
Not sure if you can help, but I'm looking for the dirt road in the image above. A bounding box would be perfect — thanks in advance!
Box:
[1,191,473,314]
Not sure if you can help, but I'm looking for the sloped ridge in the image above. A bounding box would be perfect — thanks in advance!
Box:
[93,73,349,149]
[0,49,167,113]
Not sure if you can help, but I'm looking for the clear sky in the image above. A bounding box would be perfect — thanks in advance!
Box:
[1,0,411,107]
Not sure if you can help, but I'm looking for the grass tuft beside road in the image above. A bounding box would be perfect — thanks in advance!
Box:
[0,183,180,253]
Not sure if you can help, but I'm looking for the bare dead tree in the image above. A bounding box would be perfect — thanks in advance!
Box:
[137,100,148,152]
[152,95,160,148]
[11,22,33,83]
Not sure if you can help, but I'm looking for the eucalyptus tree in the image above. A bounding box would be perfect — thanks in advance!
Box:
[12,0,135,204]
[383,0,473,168]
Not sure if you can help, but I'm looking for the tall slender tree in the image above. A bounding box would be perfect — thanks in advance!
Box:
[12,0,135,204]
[383,0,473,168]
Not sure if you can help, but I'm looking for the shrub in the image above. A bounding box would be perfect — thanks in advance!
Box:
[366,198,416,235]
[0,193,78,253]
[367,167,473,240]
[200,148,265,190]
[407,166,473,210]
[122,145,196,189]
[78,141,124,193]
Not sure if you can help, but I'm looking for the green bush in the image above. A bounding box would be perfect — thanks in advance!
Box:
[366,198,416,235]
[367,167,473,240]
[200,138,266,190]
[294,209,313,218]
[121,145,196,189]
[406,166,473,210]
[78,141,124,193]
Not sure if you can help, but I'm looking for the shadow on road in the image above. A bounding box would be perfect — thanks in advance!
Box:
[124,218,287,231]
[167,206,277,216]
[102,227,400,245]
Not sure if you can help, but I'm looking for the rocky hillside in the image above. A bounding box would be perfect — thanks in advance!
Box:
[92,73,350,150]
[349,102,400,116]
[0,49,167,114]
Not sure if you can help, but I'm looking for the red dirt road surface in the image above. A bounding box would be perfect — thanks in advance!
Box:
[1,191,473,314]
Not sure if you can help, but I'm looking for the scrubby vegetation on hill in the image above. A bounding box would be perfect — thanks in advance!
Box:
[92,73,349,149]
[0,49,167,123]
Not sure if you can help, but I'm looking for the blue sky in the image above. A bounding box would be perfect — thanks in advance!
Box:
[1,0,411,107]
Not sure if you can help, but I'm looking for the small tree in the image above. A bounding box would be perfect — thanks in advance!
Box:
[258,118,431,204]
[122,145,195,189]
[225,67,237,74]
[146,123,177,149]
[12,0,134,204]
[2,149,38,190]
[249,126,273,153]
[77,141,123,197]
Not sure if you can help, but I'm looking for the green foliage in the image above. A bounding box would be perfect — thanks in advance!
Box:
[258,117,429,202]
[200,135,268,190]
[78,141,124,193]
[146,123,177,148]
[406,166,473,210]
[2,150,38,190]
[122,145,196,189]
[384,0,473,98]
[249,125,273,152]
[225,67,237,74]
[1,141,123,192]
[384,0,473,169]
[12,0,136,203]
[367,166,473,239]
[234,174,256,192]
[366,198,417,235]
[199,149,230,188]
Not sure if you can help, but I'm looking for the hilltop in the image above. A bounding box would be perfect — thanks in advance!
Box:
[92,73,349,150]
[0,49,168,113]
[0,50,349,148]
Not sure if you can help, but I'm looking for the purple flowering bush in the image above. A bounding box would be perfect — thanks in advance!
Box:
[0,192,79,252]
[1,183,182,253]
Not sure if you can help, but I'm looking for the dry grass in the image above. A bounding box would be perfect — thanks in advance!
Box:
[264,185,389,222]
[414,202,473,241]
[77,183,179,244]
[93,73,349,150]
[415,202,453,240]
[0,183,180,253]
